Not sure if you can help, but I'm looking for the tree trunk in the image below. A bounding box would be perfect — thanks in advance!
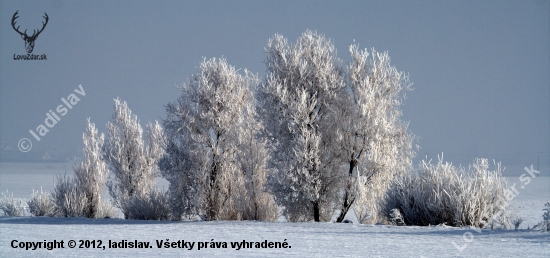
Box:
[336,159,357,222]
[313,201,320,222]
[206,155,219,221]
[336,188,354,222]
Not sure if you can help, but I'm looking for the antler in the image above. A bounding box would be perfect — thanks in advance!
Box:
[11,10,25,36]
[11,11,49,39]
[31,13,49,38]
[11,11,49,53]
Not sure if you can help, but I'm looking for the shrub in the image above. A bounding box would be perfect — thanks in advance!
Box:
[0,190,24,216]
[383,157,509,227]
[51,174,86,217]
[27,188,55,216]
[511,216,524,231]
[124,189,172,220]
[542,201,550,232]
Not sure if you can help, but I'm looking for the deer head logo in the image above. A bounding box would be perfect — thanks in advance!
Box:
[11,10,49,53]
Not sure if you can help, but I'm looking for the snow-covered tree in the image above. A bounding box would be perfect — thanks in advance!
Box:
[235,101,278,221]
[103,98,164,219]
[74,118,109,218]
[158,130,199,220]
[259,31,345,222]
[48,119,117,218]
[162,58,264,221]
[335,45,414,223]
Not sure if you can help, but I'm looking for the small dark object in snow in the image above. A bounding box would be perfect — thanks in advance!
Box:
[342,219,353,224]
[103,216,110,219]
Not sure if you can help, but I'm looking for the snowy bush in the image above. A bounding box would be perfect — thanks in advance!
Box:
[486,209,515,230]
[0,190,24,216]
[27,188,54,216]
[49,173,117,218]
[511,215,524,231]
[124,189,172,220]
[383,157,509,227]
[542,201,550,232]
[51,174,86,217]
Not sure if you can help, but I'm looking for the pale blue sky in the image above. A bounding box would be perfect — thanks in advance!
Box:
[1,0,549,175]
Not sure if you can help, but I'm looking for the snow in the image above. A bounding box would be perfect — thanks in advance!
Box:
[1,217,549,257]
[1,162,549,257]
[507,175,550,229]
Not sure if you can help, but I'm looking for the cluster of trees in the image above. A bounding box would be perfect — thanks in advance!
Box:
[159,30,414,223]
[258,31,414,222]
[7,30,514,227]
[27,30,412,222]
[25,120,116,218]
[161,58,277,221]
[0,30,540,231]
[23,30,414,222]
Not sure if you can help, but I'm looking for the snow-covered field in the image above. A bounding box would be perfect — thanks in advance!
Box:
[1,162,549,257]
[1,217,550,257]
